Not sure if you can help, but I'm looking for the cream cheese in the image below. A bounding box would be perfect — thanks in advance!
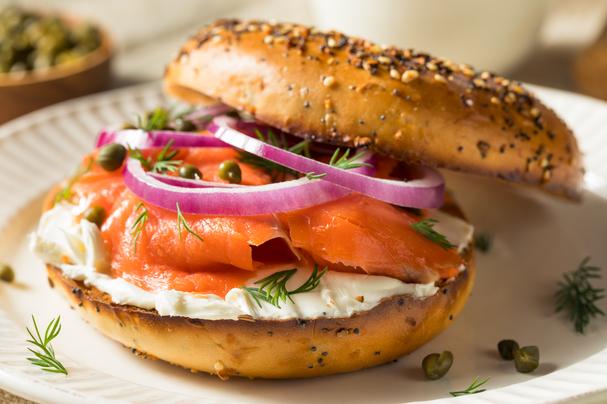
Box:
[30,203,473,321]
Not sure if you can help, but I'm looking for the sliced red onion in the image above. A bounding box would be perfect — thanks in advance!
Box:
[148,172,239,189]
[185,104,233,126]
[124,159,351,215]
[208,123,444,208]
[96,129,228,149]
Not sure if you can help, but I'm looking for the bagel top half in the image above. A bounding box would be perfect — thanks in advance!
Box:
[165,19,583,200]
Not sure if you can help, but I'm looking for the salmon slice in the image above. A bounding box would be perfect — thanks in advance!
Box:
[279,194,463,284]
[56,146,464,296]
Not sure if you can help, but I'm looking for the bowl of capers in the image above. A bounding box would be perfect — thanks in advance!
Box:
[0,5,112,123]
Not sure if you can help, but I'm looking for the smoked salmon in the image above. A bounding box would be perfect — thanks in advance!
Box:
[59,146,464,297]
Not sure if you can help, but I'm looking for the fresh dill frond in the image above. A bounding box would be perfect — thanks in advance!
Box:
[131,202,149,253]
[151,140,181,173]
[244,265,327,308]
[411,218,456,250]
[176,203,204,242]
[328,148,371,170]
[474,233,493,253]
[139,107,170,131]
[54,157,93,204]
[128,147,152,170]
[449,376,489,397]
[238,129,311,179]
[25,315,68,375]
[555,257,605,334]
[305,172,326,180]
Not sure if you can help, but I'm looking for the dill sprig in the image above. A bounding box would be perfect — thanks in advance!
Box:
[131,202,149,253]
[128,147,152,170]
[128,140,181,173]
[25,315,68,375]
[474,233,493,253]
[305,147,371,179]
[54,157,93,204]
[411,218,455,250]
[238,128,310,180]
[176,203,204,242]
[328,148,371,170]
[555,257,605,334]
[151,140,181,173]
[137,107,170,131]
[449,376,489,397]
[244,265,327,308]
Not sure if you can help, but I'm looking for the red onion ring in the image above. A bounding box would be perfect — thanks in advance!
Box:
[185,104,234,128]
[208,123,445,208]
[148,172,239,189]
[96,129,228,149]
[124,159,351,215]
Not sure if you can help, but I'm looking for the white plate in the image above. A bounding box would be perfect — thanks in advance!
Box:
[0,83,605,404]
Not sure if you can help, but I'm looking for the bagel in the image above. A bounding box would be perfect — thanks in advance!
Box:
[44,194,474,379]
[165,19,583,199]
[34,18,586,382]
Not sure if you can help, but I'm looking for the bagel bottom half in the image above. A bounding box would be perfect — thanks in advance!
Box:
[45,250,474,379]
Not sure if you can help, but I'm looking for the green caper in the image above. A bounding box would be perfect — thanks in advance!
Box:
[0,6,101,74]
[179,164,202,180]
[0,264,14,283]
[514,346,539,373]
[83,206,106,227]
[497,339,519,360]
[421,350,453,380]
[97,143,127,171]
[218,160,242,184]
[171,118,196,132]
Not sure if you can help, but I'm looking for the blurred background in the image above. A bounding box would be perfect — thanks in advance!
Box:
[1,0,607,123]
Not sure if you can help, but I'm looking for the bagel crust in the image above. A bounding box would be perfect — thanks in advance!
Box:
[47,261,474,379]
[165,19,583,199]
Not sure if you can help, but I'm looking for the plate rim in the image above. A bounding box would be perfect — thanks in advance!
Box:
[0,82,605,404]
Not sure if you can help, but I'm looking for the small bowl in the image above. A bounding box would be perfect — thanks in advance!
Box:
[0,16,112,124]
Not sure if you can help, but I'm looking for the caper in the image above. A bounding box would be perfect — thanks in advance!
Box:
[83,206,106,227]
[0,264,14,283]
[179,164,202,180]
[514,346,539,373]
[0,6,101,74]
[171,118,196,132]
[97,143,127,171]
[497,339,519,360]
[218,160,242,184]
[421,350,453,380]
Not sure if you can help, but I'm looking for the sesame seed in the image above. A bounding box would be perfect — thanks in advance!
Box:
[300,87,309,96]
[480,71,491,79]
[322,76,336,87]
[378,56,391,64]
[473,78,486,88]
[461,65,475,76]
[434,74,447,83]
[263,35,274,44]
[530,107,540,117]
[401,70,419,83]
[348,85,356,91]
[490,96,500,105]
[390,68,400,79]
[394,130,403,139]
[504,92,516,104]
[426,62,438,71]
[327,37,337,47]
